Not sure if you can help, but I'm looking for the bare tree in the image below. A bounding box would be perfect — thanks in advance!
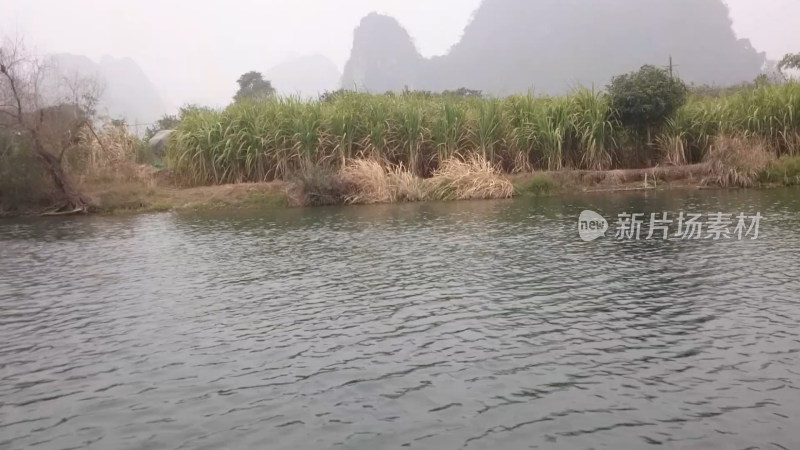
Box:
[0,36,103,213]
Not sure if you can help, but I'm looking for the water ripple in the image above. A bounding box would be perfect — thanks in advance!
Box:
[1,189,799,449]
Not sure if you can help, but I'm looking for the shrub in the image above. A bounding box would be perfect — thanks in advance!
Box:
[608,65,688,138]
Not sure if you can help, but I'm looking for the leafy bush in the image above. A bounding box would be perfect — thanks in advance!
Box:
[608,65,687,135]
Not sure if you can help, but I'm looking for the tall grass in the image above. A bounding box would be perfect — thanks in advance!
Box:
[291,155,512,206]
[167,83,800,186]
[661,82,800,164]
[704,135,775,187]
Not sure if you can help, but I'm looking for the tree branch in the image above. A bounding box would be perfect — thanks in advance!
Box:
[86,121,108,155]
[0,108,19,121]
[0,64,25,127]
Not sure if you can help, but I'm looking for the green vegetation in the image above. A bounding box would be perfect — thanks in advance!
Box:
[167,77,800,187]
[514,174,558,196]
[608,65,688,137]
[661,81,800,165]
[4,51,799,216]
[167,88,622,186]
[761,156,800,186]
[233,71,276,103]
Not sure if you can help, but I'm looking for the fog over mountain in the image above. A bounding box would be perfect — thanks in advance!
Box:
[265,55,341,99]
[341,14,425,93]
[47,54,166,127]
[4,0,796,107]
[342,0,767,95]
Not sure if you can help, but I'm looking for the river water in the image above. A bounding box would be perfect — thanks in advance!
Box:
[1,188,799,449]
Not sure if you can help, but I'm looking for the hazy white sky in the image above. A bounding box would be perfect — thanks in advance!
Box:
[2,0,798,111]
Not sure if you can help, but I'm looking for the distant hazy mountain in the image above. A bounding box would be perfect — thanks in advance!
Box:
[341,13,425,93]
[342,0,766,95]
[47,54,167,127]
[266,54,341,99]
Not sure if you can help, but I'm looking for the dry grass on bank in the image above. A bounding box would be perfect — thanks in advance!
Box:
[703,135,775,187]
[430,155,515,200]
[291,154,513,206]
[71,125,147,183]
[1,122,160,215]
[75,127,291,213]
[5,121,795,216]
[337,160,429,204]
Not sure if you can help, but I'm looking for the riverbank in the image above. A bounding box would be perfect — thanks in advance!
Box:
[81,153,800,215]
[3,152,798,218]
[80,180,292,215]
[3,79,798,218]
[0,163,767,217]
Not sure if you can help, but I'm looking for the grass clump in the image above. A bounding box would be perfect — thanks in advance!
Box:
[336,160,431,204]
[430,154,514,201]
[514,174,558,196]
[704,135,775,187]
[338,159,394,204]
[760,155,800,186]
[84,181,164,213]
[387,165,429,202]
[288,163,348,206]
[289,154,514,206]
